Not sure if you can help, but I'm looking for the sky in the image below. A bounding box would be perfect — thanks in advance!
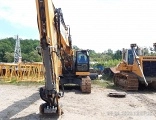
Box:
[0,0,156,53]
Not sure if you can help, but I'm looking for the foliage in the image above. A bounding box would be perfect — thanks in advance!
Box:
[1,37,155,66]
[0,37,14,62]
[0,37,42,62]
[73,45,79,50]
[0,38,122,65]
[73,45,122,68]
[3,52,14,62]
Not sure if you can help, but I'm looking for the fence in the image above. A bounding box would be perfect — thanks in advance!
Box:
[0,62,45,82]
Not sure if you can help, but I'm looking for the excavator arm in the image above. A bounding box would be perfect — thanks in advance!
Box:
[36,0,71,115]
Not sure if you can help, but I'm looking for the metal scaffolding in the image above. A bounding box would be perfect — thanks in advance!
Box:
[14,35,22,63]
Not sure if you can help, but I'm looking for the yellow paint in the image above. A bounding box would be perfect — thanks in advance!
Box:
[76,72,90,76]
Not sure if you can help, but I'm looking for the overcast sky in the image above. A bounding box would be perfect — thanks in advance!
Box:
[0,0,156,52]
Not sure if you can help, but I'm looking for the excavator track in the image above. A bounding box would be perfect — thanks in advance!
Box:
[81,76,91,93]
[114,72,139,91]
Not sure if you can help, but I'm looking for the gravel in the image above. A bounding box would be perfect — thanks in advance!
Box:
[0,84,156,120]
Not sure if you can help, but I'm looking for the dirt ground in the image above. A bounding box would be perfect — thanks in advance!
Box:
[0,83,156,120]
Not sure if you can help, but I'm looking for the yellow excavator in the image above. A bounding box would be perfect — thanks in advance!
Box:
[35,0,91,115]
[112,43,156,91]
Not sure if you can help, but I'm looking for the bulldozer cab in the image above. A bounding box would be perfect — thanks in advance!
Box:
[128,50,134,65]
[75,50,90,72]
[123,49,134,65]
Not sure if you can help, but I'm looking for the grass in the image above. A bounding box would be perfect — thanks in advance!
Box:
[92,80,112,87]
[0,77,118,90]
[91,79,116,89]
[0,79,44,86]
[91,73,119,90]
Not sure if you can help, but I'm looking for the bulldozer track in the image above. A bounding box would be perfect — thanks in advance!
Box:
[81,76,91,93]
[114,72,139,91]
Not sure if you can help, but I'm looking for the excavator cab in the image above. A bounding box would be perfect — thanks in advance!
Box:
[75,50,90,73]
[60,49,91,93]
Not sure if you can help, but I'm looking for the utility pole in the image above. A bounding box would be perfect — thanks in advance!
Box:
[14,35,22,63]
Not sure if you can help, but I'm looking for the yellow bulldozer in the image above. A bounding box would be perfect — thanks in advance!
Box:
[111,43,156,91]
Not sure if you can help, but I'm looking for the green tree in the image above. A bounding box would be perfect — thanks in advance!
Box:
[113,50,122,60]
[73,45,79,50]
[0,38,15,62]
[28,51,42,62]
[3,52,14,62]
